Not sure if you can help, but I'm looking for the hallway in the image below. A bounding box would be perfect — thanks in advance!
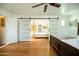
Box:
[0,38,57,56]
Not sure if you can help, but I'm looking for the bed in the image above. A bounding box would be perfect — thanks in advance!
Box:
[34,32,49,37]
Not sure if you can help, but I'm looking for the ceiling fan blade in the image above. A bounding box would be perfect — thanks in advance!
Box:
[49,3,61,8]
[44,5,48,12]
[32,3,44,8]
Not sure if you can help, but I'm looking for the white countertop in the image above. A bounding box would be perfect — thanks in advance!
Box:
[61,38,79,49]
[51,34,79,49]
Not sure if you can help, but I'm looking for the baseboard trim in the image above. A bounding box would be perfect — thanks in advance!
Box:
[0,43,9,49]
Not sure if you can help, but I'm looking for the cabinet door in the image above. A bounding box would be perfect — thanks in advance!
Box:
[18,19,31,41]
[59,42,79,56]
[50,35,60,51]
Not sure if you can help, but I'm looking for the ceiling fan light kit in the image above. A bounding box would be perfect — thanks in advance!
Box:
[32,3,61,13]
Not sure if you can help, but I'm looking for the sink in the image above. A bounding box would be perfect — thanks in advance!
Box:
[64,37,76,39]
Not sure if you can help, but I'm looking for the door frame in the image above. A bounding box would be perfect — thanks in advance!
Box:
[17,19,32,42]
[17,19,19,42]
[31,19,50,41]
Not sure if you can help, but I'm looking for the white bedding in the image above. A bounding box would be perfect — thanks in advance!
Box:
[34,32,48,37]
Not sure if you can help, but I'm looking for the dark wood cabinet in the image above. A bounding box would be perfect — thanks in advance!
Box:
[50,35,60,52]
[50,35,79,56]
[77,23,79,35]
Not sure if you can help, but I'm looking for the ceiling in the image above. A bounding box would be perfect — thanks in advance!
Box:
[0,3,79,15]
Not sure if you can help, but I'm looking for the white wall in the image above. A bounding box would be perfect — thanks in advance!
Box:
[6,16,17,43]
[49,15,77,37]
[0,8,17,44]
[57,16,70,37]
[56,15,77,37]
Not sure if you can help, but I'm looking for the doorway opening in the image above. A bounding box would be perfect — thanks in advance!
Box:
[0,16,6,46]
[17,17,50,42]
[31,19,49,41]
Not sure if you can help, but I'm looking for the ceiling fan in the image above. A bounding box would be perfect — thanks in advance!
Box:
[32,3,61,12]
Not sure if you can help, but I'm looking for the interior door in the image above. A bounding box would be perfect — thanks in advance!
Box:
[18,19,31,41]
[49,18,60,36]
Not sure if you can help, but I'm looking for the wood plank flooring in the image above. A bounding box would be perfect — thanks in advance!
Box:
[0,38,57,56]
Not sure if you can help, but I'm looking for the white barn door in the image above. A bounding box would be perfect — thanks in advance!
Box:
[18,19,31,41]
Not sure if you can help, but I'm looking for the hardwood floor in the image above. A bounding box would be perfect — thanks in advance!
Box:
[0,38,57,56]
